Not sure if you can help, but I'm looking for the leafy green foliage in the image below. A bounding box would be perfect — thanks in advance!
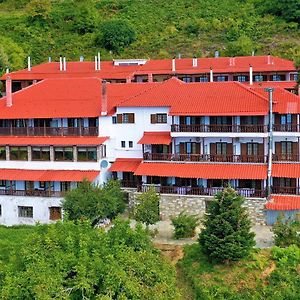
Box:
[171,212,199,239]
[97,19,136,53]
[0,219,180,299]
[273,214,300,247]
[134,187,160,226]
[62,179,125,223]
[199,187,255,263]
[25,0,52,24]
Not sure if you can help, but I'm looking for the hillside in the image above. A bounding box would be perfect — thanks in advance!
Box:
[0,0,299,72]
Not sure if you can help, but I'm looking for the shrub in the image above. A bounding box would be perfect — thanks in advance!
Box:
[171,212,199,239]
[199,187,255,263]
[273,214,300,247]
[96,19,136,53]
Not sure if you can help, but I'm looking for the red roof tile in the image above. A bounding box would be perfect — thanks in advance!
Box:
[244,81,297,90]
[134,162,267,179]
[266,195,300,211]
[0,78,102,119]
[118,78,269,116]
[272,163,300,178]
[138,132,171,145]
[0,136,108,146]
[109,158,142,172]
[0,169,99,181]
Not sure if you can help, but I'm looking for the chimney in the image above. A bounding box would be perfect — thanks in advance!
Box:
[172,57,176,72]
[210,67,213,82]
[6,76,12,107]
[27,56,31,71]
[95,56,98,71]
[97,52,101,71]
[249,65,253,85]
[79,56,84,62]
[192,56,198,67]
[48,57,52,63]
[59,56,63,71]
[252,50,255,56]
[63,57,66,71]
[214,51,219,58]
[6,68,9,74]
[267,54,271,65]
[101,80,107,116]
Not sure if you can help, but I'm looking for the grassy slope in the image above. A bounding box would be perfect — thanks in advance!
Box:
[0,0,299,69]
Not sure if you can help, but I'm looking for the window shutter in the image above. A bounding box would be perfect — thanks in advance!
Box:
[210,143,216,155]
[128,113,135,123]
[150,114,156,124]
[258,143,264,156]
[241,143,247,156]
[117,114,122,123]
[292,142,298,157]
[179,143,185,154]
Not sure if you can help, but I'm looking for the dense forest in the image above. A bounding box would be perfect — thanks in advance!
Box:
[0,0,299,73]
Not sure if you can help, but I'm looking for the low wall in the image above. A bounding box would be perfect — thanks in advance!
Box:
[128,191,268,225]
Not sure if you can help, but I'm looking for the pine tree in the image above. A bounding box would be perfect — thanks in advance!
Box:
[199,187,255,263]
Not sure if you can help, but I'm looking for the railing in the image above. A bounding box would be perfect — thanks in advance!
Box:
[171,124,268,133]
[143,153,267,163]
[0,189,66,197]
[120,180,139,188]
[0,127,98,136]
[273,124,299,132]
[272,186,300,195]
[137,185,266,198]
[272,154,300,162]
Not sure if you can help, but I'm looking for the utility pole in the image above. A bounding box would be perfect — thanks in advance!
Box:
[265,88,274,197]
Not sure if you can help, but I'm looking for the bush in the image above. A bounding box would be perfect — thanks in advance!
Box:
[134,186,160,227]
[171,212,199,239]
[97,19,136,53]
[273,214,300,247]
[199,187,255,263]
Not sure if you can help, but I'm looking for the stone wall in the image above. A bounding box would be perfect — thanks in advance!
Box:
[127,191,268,225]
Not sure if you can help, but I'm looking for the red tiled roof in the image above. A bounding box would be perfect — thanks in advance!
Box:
[0,78,102,119]
[134,162,267,179]
[0,169,99,181]
[2,56,294,81]
[244,81,297,90]
[118,78,269,116]
[138,131,171,145]
[0,136,108,146]
[266,195,300,211]
[109,158,142,172]
[272,163,300,178]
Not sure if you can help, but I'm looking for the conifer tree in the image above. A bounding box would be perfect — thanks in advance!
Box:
[199,187,255,263]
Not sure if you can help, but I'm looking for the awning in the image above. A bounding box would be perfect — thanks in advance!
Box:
[109,158,142,172]
[0,169,99,182]
[134,163,267,179]
[272,163,300,178]
[0,136,108,146]
[138,132,171,145]
[266,195,300,211]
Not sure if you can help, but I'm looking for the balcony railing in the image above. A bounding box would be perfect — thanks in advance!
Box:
[137,185,266,198]
[171,124,268,133]
[143,153,267,163]
[0,189,66,197]
[120,180,139,188]
[0,127,98,136]
[272,154,300,162]
[273,124,299,132]
[272,186,300,195]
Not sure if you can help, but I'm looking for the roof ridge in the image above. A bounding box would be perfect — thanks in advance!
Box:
[235,81,270,103]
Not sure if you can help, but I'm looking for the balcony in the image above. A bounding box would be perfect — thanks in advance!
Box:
[273,154,300,162]
[272,186,300,195]
[0,127,98,136]
[0,189,66,197]
[171,124,267,133]
[120,180,139,188]
[143,153,267,163]
[273,124,299,132]
[137,185,266,198]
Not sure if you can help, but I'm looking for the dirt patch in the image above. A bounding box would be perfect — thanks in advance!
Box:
[153,243,184,265]
[261,261,276,284]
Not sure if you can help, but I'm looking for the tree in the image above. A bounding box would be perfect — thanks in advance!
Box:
[25,0,52,23]
[171,212,199,239]
[0,219,180,299]
[62,179,125,223]
[134,187,160,227]
[225,35,255,57]
[199,187,255,263]
[97,19,136,53]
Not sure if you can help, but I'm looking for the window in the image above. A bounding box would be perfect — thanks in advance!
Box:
[150,113,167,124]
[247,143,258,156]
[0,146,6,160]
[195,76,208,82]
[77,147,97,161]
[129,141,133,148]
[281,114,292,125]
[237,75,246,82]
[216,76,227,82]
[54,147,73,161]
[272,74,282,81]
[39,181,46,189]
[112,116,117,124]
[116,113,135,124]
[254,75,264,82]
[32,147,50,161]
[281,142,292,155]
[18,206,33,218]
[0,180,6,187]
[121,141,126,148]
[9,146,28,160]
[216,143,227,155]
[60,182,71,192]
[49,207,62,221]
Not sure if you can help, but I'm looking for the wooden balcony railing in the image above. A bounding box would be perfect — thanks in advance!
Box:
[273,124,299,132]
[143,153,268,163]
[120,180,139,188]
[272,154,300,162]
[272,186,300,195]
[171,124,268,133]
[0,127,98,136]
[137,185,266,198]
[0,189,66,197]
